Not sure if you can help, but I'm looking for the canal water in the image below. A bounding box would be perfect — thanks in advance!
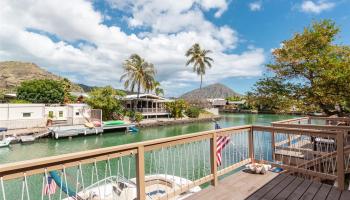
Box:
[0,114,296,164]
[0,113,296,200]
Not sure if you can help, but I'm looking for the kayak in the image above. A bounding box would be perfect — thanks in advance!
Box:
[103,120,125,126]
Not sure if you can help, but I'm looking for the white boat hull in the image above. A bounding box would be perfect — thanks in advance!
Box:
[62,174,201,200]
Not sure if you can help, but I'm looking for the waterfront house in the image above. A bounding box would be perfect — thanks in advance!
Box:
[0,103,98,129]
[122,93,172,118]
[207,98,227,109]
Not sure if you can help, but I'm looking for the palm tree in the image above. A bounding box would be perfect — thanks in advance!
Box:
[120,54,156,109]
[153,81,164,96]
[185,43,214,89]
[144,80,164,96]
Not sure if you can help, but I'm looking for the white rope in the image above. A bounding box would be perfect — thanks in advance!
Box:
[93,159,102,199]
[41,175,44,200]
[1,177,6,200]
[201,140,206,176]
[63,166,70,199]
[75,165,80,200]
[59,170,63,200]
[196,142,201,179]
[179,144,183,188]
[21,174,25,200]
[79,162,85,193]
[24,173,30,200]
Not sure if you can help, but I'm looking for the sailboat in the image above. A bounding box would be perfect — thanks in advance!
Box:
[0,128,10,148]
[57,173,201,200]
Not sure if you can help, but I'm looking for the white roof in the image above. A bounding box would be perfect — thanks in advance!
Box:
[123,93,169,101]
[228,100,246,104]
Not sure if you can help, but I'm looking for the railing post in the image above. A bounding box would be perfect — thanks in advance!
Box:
[336,132,345,190]
[249,127,255,163]
[271,131,276,161]
[136,146,146,199]
[210,132,218,186]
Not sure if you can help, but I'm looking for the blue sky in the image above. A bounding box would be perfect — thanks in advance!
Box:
[1,0,350,96]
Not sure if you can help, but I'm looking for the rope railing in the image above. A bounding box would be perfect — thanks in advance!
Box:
[0,124,348,200]
[252,125,346,190]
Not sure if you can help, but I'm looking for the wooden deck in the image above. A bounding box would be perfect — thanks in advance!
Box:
[185,171,350,200]
[185,170,278,200]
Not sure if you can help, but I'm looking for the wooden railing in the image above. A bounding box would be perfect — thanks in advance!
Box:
[0,124,348,199]
[272,116,350,132]
[136,108,168,113]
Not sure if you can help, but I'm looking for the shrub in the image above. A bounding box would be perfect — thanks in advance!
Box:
[86,86,125,120]
[9,99,31,104]
[17,79,65,103]
[185,106,201,118]
[134,112,143,123]
[166,99,187,119]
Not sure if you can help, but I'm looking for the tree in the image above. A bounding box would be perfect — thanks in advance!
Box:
[0,90,4,102]
[17,79,65,103]
[186,43,214,89]
[146,80,164,96]
[120,54,156,109]
[61,78,73,103]
[251,20,350,114]
[166,99,187,119]
[86,86,125,120]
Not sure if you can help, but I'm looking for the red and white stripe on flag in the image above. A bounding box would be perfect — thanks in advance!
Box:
[44,176,57,195]
[216,135,230,166]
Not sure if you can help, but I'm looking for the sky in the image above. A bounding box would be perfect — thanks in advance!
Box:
[1,0,350,97]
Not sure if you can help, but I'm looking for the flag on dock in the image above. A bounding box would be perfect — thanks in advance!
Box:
[217,135,230,166]
[44,176,57,195]
[214,122,230,166]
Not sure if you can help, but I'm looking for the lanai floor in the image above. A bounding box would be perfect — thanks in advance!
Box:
[185,171,350,200]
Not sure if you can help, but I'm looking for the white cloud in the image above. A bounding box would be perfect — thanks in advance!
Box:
[0,0,265,96]
[301,0,335,14]
[249,1,262,11]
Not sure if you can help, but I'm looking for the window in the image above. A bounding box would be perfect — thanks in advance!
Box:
[48,111,54,118]
[23,113,31,118]
[59,111,63,117]
[75,112,80,116]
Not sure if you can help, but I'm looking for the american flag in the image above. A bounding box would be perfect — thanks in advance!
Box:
[44,176,57,195]
[216,135,230,166]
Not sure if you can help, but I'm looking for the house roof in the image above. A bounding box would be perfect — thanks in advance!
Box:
[228,100,246,105]
[123,93,171,102]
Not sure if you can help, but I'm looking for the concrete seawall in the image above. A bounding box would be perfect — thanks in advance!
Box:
[136,115,222,128]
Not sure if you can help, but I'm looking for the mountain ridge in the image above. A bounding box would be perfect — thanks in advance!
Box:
[0,61,83,92]
[180,83,241,100]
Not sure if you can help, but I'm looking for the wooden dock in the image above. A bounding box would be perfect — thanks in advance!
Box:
[185,172,350,200]
[49,124,135,139]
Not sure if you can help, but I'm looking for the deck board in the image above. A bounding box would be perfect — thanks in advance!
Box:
[185,171,348,200]
[260,175,295,200]
[185,171,278,200]
[326,187,341,200]
[286,178,312,200]
[339,190,350,200]
[273,177,304,200]
[299,181,322,200]
[246,174,287,200]
[312,184,332,200]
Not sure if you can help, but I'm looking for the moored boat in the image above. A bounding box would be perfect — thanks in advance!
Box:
[61,174,201,200]
[0,128,10,148]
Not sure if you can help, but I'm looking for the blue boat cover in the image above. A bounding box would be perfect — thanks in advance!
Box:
[0,128,7,132]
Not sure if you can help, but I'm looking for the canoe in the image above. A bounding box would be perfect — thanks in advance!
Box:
[103,120,125,126]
